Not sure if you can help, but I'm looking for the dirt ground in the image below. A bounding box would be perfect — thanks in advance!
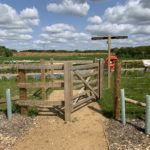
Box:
[11,102,108,150]
[11,90,108,150]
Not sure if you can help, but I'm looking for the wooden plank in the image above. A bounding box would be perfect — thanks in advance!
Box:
[93,87,98,91]
[89,79,97,86]
[64,62,73,121]
[100,59,104,99]
[18,69,27,100]
[73,71,97,78]
[18,82,62,88]
[91,36,128,40]
[18,69,27,115]
[72,63,98,71]
[73,84,84,90]
[94,59,99,99]
[73,79,97,90]
[74,70,99,98]
[15,100,64,107]
[73,77,91,104]
[122,60,142,63]
[53,60,93,64]
[0,97,18,104]
[108,35,111,89]
[125,98,146,107]
[73,96,95,108]
[122,68,144,71]
[73,90,90,100]
[17,64,64,70]
[114,60,121,120]
[40,59,46,100]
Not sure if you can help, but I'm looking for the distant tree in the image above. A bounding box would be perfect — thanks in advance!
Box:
[0,46,13,57]
[113,46,150,59]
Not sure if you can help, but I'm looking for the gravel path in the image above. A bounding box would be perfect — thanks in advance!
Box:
[0,113,33,150]
[106,119,150,150]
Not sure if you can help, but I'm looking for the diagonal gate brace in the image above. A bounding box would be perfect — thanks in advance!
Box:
[74,70,99,98]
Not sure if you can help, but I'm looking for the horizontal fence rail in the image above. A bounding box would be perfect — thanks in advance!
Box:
[17,64,64,70]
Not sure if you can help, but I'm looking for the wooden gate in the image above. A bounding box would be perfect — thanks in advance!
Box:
[64,59,104,121]
[16,59,104,121]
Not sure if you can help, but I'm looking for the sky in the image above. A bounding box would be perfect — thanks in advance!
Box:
[0,0,150,51]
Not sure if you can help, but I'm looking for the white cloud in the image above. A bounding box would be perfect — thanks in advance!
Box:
[20,7,39,19]
[0,3,39,42]
[43,23,75,33]
[47,0,90,16]
[86,0,150,48]
[141,0,150,8]
[88,16,102,24]
[104,0,150,25]
[34,23,91,50]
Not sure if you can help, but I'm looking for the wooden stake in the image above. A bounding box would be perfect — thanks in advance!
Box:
[108,35,111,89]
[18,69,27,115]
[100,59,104,99]
[64,62,73,122]
[40,59,46,100]
[114,60,121,119]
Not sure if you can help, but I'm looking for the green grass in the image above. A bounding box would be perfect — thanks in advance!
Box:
[100,71,150,118]
[0,55,150,119]
[0,79,18,99]
[0,54,107,63]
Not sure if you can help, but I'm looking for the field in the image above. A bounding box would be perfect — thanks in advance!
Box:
[101,71,150,118]
[1,52,150,150]
[0,52,107,63]
[0,53,150,119]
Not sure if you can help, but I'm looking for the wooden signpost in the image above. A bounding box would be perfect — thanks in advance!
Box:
[91,35,128,88]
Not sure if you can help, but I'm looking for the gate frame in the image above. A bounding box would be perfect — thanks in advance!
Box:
[17,59,104,121]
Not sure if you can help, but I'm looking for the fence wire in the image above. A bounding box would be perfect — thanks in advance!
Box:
[121,61,150,117]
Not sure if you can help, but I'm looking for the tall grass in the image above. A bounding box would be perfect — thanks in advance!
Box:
[100,71,150,118]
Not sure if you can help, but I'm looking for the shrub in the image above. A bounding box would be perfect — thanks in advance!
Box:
[28,107,39,117]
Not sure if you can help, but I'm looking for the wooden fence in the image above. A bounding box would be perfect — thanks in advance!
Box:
[113,60,148,119]
[16,59,104,121]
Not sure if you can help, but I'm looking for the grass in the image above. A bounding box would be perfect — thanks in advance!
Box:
[0,55,150,119]
[0,78,18,99]
[0,54,107,63]
[100,71,150,118]
[1,71,150,118]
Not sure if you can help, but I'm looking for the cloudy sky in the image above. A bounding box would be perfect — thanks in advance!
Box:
[0,0,150,51]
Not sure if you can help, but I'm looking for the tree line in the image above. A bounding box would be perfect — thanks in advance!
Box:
[112,46,150,59]
[0,46,15,57]
[0,45,150,59]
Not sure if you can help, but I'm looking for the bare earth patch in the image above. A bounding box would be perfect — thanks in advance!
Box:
[11,102,108,150]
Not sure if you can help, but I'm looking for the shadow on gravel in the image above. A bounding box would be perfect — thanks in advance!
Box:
[88,105,145,133]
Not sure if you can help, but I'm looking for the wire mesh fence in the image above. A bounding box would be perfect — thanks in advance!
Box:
[121,60,150,117]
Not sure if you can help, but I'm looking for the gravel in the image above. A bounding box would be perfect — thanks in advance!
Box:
[105,118,150,150]
[0,113,33,150]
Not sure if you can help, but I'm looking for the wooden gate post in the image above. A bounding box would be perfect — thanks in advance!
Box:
[40,59,46,100]
[114,60,121,119]
[64,62,73,122]
[100,59,104,99]
[95,59,104,99]
[18,68,27,114]
[94,58,100,99]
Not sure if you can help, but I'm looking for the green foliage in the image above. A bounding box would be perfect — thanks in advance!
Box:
[112,46,150,59]
[12,103,20,113]
[21,49,107,53]
[28,107,39,117]
[0,46,13,57]
[100,72,150,118]
[0,79,18,99]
